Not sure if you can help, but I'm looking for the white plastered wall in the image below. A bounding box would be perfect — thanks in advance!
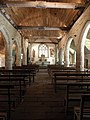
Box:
[0,12,21,69]
[59,5,90,71]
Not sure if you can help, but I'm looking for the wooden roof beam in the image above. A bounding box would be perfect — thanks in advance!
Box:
[0,1,84,9]
[17,26,70,31]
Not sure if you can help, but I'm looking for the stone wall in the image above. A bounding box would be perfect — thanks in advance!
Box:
[0,12,21,69]
[59,5,90,70]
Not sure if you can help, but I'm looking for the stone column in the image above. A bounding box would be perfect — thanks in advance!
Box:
[5,43,12,70]
[16,48,21,66]
[55,44,57,64]
[56,44,59,63]
[59,48,64,65]
[15,37,22,66]
[22,38,28,65]
[28,42,32,63]
[65,47,69,67]
[72,51,76,64]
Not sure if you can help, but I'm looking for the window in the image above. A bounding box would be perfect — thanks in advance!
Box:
[38,44,48,57]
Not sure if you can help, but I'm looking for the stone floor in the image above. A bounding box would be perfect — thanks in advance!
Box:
[11,68,69,120]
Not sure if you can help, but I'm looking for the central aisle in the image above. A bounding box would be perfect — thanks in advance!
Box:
[11,68,66,120]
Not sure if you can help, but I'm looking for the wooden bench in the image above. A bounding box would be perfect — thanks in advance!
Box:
[74,94,90,120]
[13,69,35,84]
[0,69,35,120]
[0,74,28,102]
[50,70,76,84]
[0,69,34,85]
[12,67,37,83]
[63,82,90,116]
[53,71,90,92]
[22,64,39,72]
[0,74,30,120]
[0,84,14,120]
[52,72,90,116]
[47,64,76,75]
[47,64,64,72]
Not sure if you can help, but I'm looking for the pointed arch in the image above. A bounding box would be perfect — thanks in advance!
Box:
[0,25,12,69]
[65,37,76,67]
[80,21,90,71]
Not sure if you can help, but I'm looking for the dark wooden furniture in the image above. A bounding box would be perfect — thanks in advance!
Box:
[0,84,14,120]
[74,94,90,120]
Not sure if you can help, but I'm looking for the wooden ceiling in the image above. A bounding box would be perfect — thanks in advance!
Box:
[0,0,89,43]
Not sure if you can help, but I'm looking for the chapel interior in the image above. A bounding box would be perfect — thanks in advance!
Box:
[0,0,90,120]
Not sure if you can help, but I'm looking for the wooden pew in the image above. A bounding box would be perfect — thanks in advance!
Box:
[22,64,39,72]
[53,71,90,116]
[47,64,64,72]
[0,84,14,120]
[0,70,32,120]
[64,82,90,116]
[47,64,76,75]
[0,69,32,85]
[12,66,37,83]
[0,74,29,119]
[53,71,89,92]
[12,69,35,84]
[0,66,37,84]
[50,70,76,84]
[74,94,90,120]
[0,74,28,103]
[21,64,39,82]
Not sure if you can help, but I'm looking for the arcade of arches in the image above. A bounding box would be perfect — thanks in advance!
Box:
[0,4,90,71]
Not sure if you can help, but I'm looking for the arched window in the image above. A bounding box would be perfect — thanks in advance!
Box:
[38,44,48,58]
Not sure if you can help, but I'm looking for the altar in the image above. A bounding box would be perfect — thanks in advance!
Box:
[36,55,50,66]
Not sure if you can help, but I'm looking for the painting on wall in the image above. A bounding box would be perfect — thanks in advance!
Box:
[50,48,55,57]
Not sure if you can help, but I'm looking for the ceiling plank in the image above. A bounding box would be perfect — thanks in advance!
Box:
[0,1,84,9]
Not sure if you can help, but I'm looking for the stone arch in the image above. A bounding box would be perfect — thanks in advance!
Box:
[0,25,10,44]
[0,25,12,69]
[80,21,90,71]
[0,32,5,67]
[65,37,76,67]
